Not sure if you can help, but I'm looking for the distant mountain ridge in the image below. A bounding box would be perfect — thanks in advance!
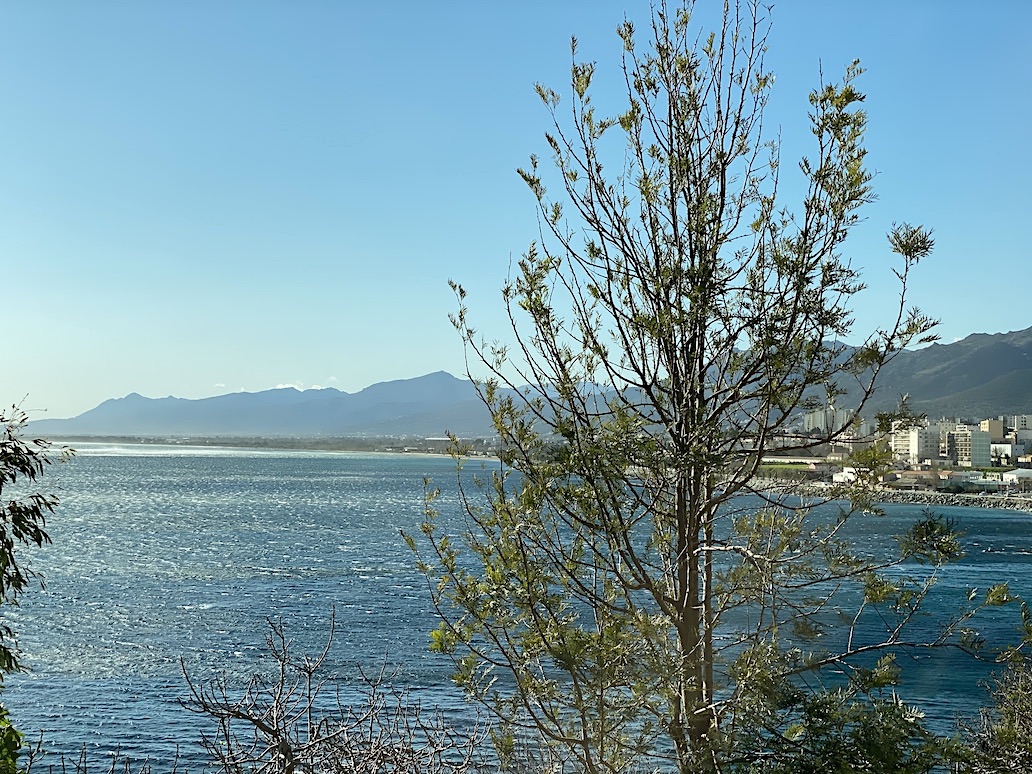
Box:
[852,326,1032,419]
[28,326,1032,437]
[31,371,494,438]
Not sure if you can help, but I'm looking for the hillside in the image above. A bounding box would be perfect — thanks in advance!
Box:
[851,327,1032,418]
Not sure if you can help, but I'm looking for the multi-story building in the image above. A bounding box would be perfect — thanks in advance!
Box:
[951,424,991,468]
[1011,415,1032,432]
[803,406,853,435]
[980,419,1006,443]
[891,420,945,464]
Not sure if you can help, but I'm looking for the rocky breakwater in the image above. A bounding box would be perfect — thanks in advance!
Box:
[760,478,1032,514]
[872,489,1032,513]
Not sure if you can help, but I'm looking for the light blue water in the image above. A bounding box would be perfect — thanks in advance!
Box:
[4,445,1032,769]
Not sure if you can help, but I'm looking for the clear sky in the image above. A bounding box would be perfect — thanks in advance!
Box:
[3,1,1028,419]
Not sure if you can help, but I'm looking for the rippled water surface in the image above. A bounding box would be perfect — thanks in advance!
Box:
[6,445,476,769]
[5,445,1032,769]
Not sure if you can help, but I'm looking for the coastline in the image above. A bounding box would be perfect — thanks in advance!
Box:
[782,483,1032,513]
[44,434,495,457]
[866,488,1032,513]
[47,437,1032,513]
[755,477,1032,514]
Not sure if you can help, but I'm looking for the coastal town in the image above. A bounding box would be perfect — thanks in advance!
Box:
[788,406,1032,510]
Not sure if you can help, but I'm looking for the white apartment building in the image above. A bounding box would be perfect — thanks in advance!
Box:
[901,428,939,464]
[891,416,1026,469]
[891,420,945,464]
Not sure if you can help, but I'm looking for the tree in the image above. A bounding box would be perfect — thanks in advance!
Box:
[964,653,1032,773]
[0,408,65,772]
[181,613,488,774]
[409,1,1016,772]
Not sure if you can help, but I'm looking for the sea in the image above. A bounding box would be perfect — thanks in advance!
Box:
[4,444,1032,771]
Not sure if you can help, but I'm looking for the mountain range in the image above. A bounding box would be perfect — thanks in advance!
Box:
[29,327,1032,438]
[30,371,493,438]
[848,326,1032,419]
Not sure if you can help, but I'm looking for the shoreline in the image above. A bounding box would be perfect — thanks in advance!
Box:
[774,482,1032,514]
[50,438,1032,513]
[45,434,495,456]
[752,477,1032,514]
[863,488,1032,513]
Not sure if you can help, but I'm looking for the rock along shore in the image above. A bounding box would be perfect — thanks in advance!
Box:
[867,489,1032,513]
[756,478,1032,513]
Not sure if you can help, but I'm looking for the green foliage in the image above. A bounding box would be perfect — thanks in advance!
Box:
[0,407,67,772]
[409,1,1009,772]
[739,687,961,773]
[0,704,20,774]
[897,510,964,565]
[0,408,63,673]
[964,658,1032,773]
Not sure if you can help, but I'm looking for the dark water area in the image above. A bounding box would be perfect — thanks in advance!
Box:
[4,445,1031,770]
[803,502,1032,727]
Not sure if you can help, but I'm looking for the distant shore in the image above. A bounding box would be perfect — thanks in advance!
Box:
[49,437,1032,513]
[743,477,1032,515]
[46,434,495,457]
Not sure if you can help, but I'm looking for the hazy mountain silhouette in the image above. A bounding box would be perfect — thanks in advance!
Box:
[27,327,1032,437]
[31,371,493,437]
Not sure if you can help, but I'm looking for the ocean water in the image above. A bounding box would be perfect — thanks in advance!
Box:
[4,445,477,769]
[4,445,1032,770]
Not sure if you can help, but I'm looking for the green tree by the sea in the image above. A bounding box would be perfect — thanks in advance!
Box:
[409,1,1026,771]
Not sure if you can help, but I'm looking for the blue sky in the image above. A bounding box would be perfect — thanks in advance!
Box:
[3,1,1028,419]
